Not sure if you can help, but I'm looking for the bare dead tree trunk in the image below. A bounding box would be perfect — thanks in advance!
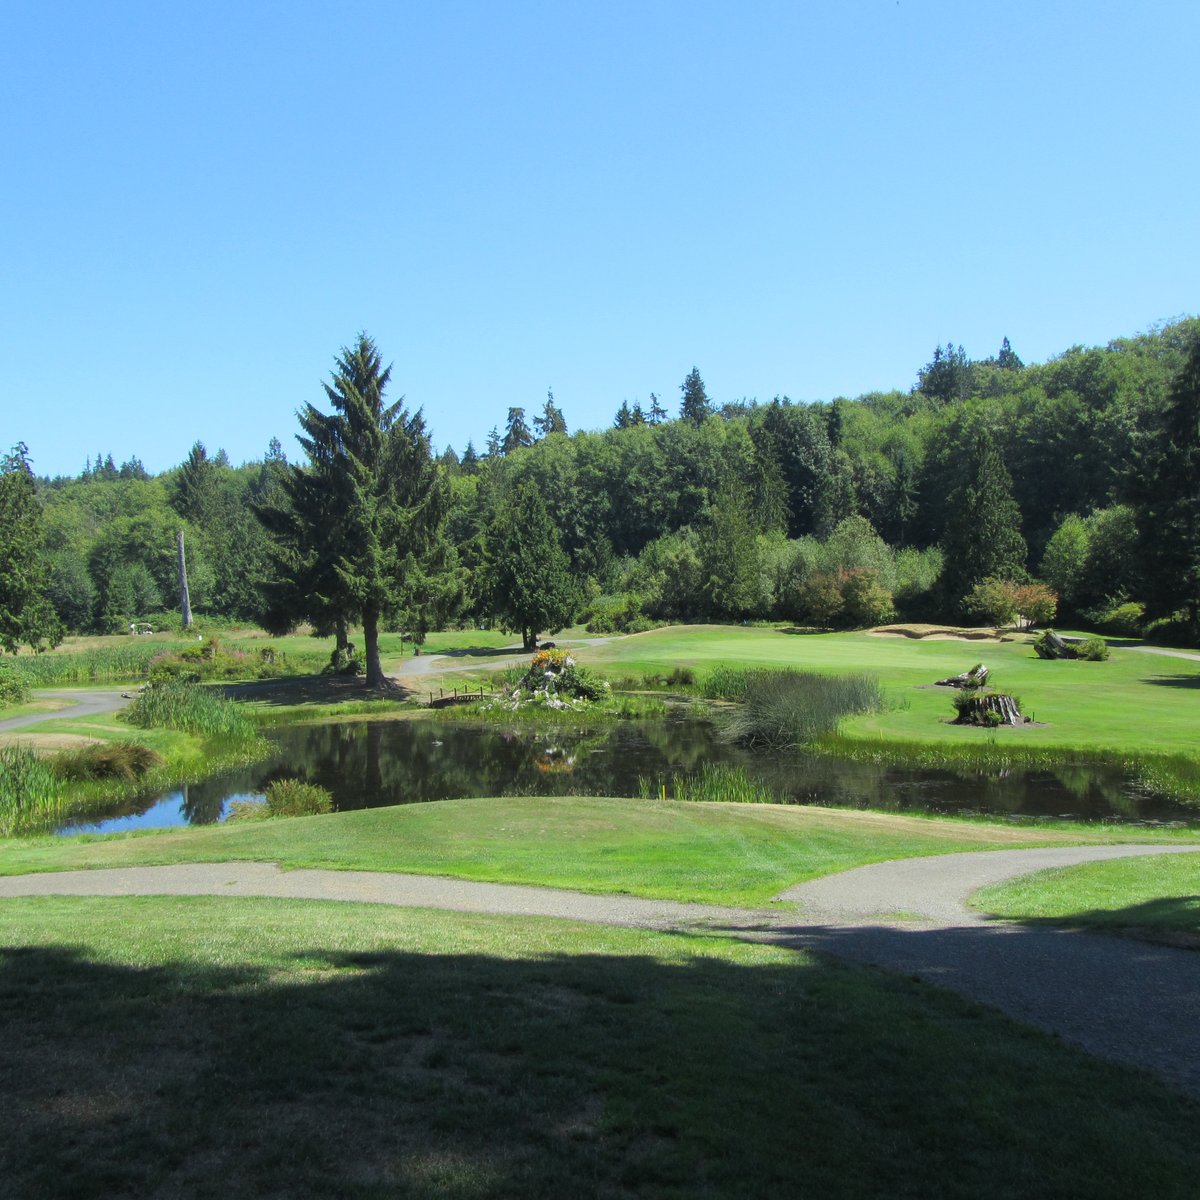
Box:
[177,529,193,629]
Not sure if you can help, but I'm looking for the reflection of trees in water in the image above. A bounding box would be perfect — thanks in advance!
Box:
[216,719,1190,826]
[178,779,230,826]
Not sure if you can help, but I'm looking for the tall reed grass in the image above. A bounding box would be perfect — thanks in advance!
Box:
[6,643,183,686]
[710,668,884,749]
[125,681,258,740]
[0,745,67,836]
[639,763,775,804]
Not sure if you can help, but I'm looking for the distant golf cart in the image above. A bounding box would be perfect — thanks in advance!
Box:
[129,622,155,636]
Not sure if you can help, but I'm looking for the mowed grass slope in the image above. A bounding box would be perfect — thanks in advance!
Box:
[3,896,1199,1199]
[584,625,1200,759]
[974,852,1200,946]
[3,797,1190,906]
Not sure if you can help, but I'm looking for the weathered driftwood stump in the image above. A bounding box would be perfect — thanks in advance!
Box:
[1034,630,1073,659]
[954,692,1023,726]
[936,663,989,688]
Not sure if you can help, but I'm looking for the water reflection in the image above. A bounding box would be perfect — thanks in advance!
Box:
[57,715,1197,835]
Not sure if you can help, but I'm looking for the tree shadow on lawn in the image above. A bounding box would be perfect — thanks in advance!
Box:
[3,919,1200,1199]
[1141,674,1200,688]
[978,895,1200,949]
[220,675,414,706]
[431,646,525,660]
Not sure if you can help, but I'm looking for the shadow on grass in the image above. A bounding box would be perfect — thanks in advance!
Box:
[3,916,1200,1198]
[431,646,524,661]
[1141,674,1200,689]
[980,895,1200,948]
[220,675,414,706]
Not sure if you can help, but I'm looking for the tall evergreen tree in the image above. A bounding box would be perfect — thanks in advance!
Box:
[648,392,668,424]
[533,389,568,438]
[258,335,450,686]
[502,407,533,454]
[679,367,711,426]
[485,483,577,650]
[700,481,763,618]
[939,430,1027,611]
[613,400,633,429]
[0,443,62,652]
[460,440,480,474]
[1131,335,1200,635]
[997,337,1024,371]
[172,441,219,526]
[917,343,973,404]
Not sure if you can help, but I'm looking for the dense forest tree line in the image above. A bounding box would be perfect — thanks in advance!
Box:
[4,317,1200,654]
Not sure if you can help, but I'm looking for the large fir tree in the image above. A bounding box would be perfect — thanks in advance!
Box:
[485,483,577,650]
[1131,335,1200,635]
[939,430,1027,612]
[258,335,450,687]
[0,443,62,652]
[679,367,711,426]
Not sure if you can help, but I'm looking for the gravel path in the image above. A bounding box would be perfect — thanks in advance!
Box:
[1123,645,1200,662]
[0,689,131,734]
[5,843,1200,1093]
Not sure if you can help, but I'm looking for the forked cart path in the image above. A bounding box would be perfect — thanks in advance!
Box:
[4,843,1200,1095]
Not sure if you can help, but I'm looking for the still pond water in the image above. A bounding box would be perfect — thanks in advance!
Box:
[58,715,1196,835]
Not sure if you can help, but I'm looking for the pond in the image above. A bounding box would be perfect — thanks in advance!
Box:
[57,714,1197,835]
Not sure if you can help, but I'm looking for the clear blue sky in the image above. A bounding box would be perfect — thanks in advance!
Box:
[3,1,1196,477]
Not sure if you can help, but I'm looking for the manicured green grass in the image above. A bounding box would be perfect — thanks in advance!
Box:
[4,796,1191,905]
[2,895,1198,1199]
[0,699,70,722]
[973,853,1200,946]
[582,625,1200,763]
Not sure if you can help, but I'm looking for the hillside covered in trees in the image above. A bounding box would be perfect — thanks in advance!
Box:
[5,317,1200,652]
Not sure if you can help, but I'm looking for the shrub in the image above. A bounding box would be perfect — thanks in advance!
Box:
[264,778,333,816]
[1088,600,1145,637]
[795,572,845,627]
[1012,582,1058,629]
[0,662,30,707]
[125,680,258,740]
[1075,635,1110,662]
[1142,614,1195,647]
[963,577,1018,626]
[584,592,646,634]
[51,742,164,782]
[840,568,896,628]
[324,646,363,676]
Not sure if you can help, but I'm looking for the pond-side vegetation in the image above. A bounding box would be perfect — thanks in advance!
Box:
[55,710,1200,836]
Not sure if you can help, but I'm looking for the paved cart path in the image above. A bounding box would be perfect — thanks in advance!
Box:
[0,689,131,734]
[4,842,1200,1094]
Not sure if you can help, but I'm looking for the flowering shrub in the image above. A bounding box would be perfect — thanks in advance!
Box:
[482,649,611,713]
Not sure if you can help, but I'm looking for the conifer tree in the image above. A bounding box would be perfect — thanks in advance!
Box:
[648,392,668,424]
[502,407,533,454]
[679,367,711,426]
[1131,335,1200,635]
[533,389,567,438]
[485,483,577,650]
[939,430,1027,612]
[258,335,450,687]
[0,443,61,652]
